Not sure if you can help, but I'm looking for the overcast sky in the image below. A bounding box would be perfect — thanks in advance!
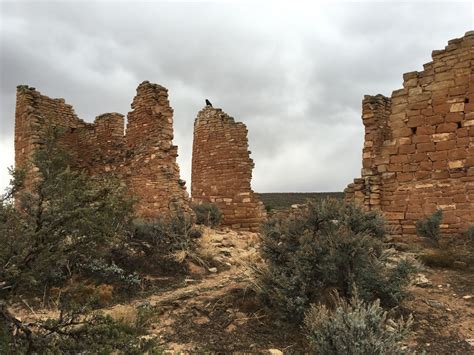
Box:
[1,1,473,193]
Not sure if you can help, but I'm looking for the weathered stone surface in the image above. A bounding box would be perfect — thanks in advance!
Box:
[345,32,474,236]
[191,107,266,232]
[14,81,191,218]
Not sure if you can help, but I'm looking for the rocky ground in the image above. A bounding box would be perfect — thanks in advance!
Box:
[10,228,474,353]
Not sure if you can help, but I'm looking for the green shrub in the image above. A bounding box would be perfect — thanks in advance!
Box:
[0,127,135,298]
[121,211,201,272]
[304,291,413,355]
[0,301,160,354]
[251,199,416,321]
[466,225,474,241]
[416,210,443,246]
[265,204,274,212]
[192,202,223,227]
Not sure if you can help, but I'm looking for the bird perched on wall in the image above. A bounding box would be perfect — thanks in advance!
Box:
[205,99,213,107]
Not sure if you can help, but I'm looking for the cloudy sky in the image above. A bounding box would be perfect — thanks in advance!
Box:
[0,1,473,193]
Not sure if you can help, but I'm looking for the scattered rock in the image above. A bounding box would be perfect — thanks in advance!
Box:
[466,338,474,347]
[462,295,472,300]
[212,235,224,242]
[425,299,445,309]
[413,274,432,288]
[234,311,247,324]
[221,238,235,247]
[208,267,218,273]
[194,316,210,325]
[268,349,283,355]
[235,311,246,319]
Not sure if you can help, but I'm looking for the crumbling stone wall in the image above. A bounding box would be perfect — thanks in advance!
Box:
[191,107,266,231]
[345,31,474,236]
[14,81,190,218]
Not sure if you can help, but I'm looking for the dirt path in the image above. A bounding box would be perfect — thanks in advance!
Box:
[406,267,474,354]
[106,228,303,353]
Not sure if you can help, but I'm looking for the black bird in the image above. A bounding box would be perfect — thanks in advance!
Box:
[205,99,213,107]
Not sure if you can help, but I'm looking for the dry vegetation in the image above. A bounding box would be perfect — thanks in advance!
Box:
[1,132,473,353]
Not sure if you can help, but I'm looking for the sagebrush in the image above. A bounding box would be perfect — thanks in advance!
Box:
[250,199,417,321]
[118,211,201,273]
[416,210,443,246]
[191,202,223,227]
[304,291,413,355]
[0,301,160,354]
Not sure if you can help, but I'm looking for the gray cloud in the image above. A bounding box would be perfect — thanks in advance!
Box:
[1,1,472,193]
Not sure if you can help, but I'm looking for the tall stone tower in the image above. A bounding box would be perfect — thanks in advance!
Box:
[191,106,266,231]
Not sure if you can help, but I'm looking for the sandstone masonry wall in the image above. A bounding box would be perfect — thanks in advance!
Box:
[345,32,474,236]
[14,81,190,218]
[191,107,266,231]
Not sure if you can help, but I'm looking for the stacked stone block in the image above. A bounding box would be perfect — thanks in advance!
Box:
[345,31,474,236]
[124,81,190,217]
[191,107,266,231]
[14,81,190,219]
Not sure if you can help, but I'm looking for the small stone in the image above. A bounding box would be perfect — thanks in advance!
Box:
[267,349,283,355]
[462,295,472,300]
[225,323,237,333]
[221,239,235,247]
[466,338,474,347]
[426,299,444,309]
[194,316,210,325]
[212,235,224,242]
[235,311,246,318]
[208,267,218,273]
[413,274,432,288]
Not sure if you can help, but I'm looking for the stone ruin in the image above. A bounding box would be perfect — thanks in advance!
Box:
[345,31,474,236]
[191,107,266,231]
[15,32,472,236]
[15,81,191,218]
[14,81,266,229]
